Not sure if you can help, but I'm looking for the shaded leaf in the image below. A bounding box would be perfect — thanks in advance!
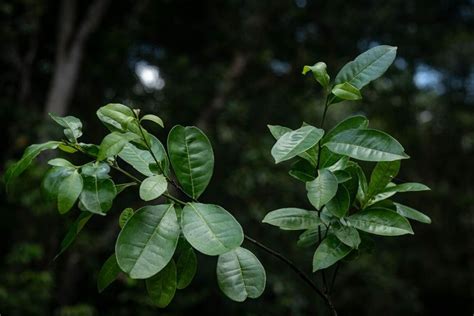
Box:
[98,132,140,161]
[146,260,177,308]
[326,185,350,218]
[176,247,197,289]
[49,113,83,142]
[313,234,352,271]
[97,254,121,293]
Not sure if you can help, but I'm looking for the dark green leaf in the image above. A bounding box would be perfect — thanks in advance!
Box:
[41,166,73,201]
[116,204,179,279]
[167,125,214,199]
[262,208,323,230]
[54,212,93,260]
[324,128,409,161]
[119,208,134,228]
[326,185,350,218]
[346,208,414,236]
[297,228,326,248]
[335,45,397,89]
[365,161,400,205]
[333,170,351,183]
[217,247,266,302]
[79,176,116,215]
[289,159,316,182]
[312,234,352,271]
[98,132,140,161]
[181,203,243,256]
[306,169,338,210]
[146,259,177,308]
[322,115,369,144]
[5,141,60,191]
[58,170,83,214]
[97,254,121,293]
[176,247,197,289]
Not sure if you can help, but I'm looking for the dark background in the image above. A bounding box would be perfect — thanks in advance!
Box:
[1,0,473,315]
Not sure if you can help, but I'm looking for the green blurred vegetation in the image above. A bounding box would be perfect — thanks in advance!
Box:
[1,0,473,315]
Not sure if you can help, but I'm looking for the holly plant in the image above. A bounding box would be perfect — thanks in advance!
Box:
[4,45,430,315]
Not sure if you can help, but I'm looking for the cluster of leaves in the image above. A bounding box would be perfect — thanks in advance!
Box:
[263,45,431,273]
[4,104,266,306]
[3,45,431,312]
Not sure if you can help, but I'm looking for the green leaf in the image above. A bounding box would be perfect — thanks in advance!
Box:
[48,158,75,167]
[346,208,414,236]
[54,212,93,260]
[146,259,177,308]
[268,125,318,166]
[96,103,136,133]
[381,182,430,193]
[333,224,361,249]
[306,169,338,210]
[217,247,266,302]
[394,203,431,224]
[81,161,111,179]
[41,166,73,201]
[115,182,136,194]
[181,203,243,256]
[116,204,180,279]
[58,170,83,214]
[322,115,369,144]
[324,129,409,162]
[267,124,291,139]
[326,185,350,218]
[312,234,352,271]
[79,176,116,215]
[319,147,343,169]
[262,208,323,230]
[4,141,60,191]
[98,132,140,161]
[119,135,169,177]
[271,126,324,164]
[335,45,397,89]
[297,228,327,248]
[167,125,214,199]
[176,247,197,289]
[141,114,164,128]
[49,113,83,142]
[97,254,121,293]
[58,143,78,153]
[331,82,362,102]
[289,159,316,182]
[139,174,167,201]
[302,62,330,88]
[119,208,134,228]
[333,170,351,183]
[326,156,349,172]
[365,161,400,205]
[79,143,99,157]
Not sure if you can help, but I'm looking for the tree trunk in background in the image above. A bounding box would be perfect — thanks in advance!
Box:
[44,0,111,117]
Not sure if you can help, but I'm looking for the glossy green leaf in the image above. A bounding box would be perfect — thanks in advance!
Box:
[54,212,93,260]
[322,115,369,144]
[394,203,431,224]
[326,185,350,218]
[217,247,266,302]
[326,156,349,172]
[5,141,60,191]
[176,247,198,289]
[267,124,291,139]
[58,143,78,153]
[79,176,116,215]
[324,129,409,162]
[139,174,167,201]
[58,170,83,214]
[116,204,180,279]
[365,161,400,205]
[268,125,318,166]
[333,224,361,249]
[346,208,414,236]
[297,228,327,248]
[79,143,99,157]
[119,135,169,177]
[141,114,164,128]
[381,182,430,193]
[49,113,83,142]
[119,208,134,228]
[312,234,352,271]
[97,254,121,293]
[366,183,397,207]
[262,208,322,230]
[181,203,243,256]
[146,259,177,308]
[167,125,214,199]
[81,161,111,179]
[271,126,324,164]
[96,103,136,132]
[302,62,330,88]
[289,159,316,182]
[98,132,140,161]
[331,82,362,102]
[333,170,351,183]
[319,147,343,169]
[335,45,397,89]
[41,166,73,201]
[48,158,75,168]
[306,169,338,210]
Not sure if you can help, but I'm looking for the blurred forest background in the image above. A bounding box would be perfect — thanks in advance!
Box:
[1,0,473,315]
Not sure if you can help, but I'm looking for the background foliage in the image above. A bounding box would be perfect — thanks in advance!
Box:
[1,0,473,315]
